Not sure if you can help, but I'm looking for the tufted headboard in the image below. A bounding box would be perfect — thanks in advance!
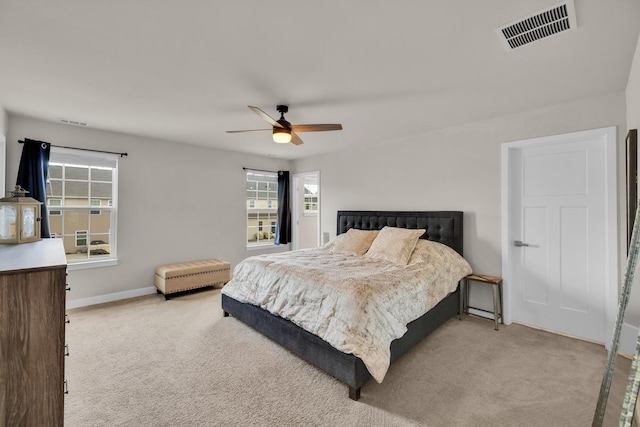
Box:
[336,210,464,256]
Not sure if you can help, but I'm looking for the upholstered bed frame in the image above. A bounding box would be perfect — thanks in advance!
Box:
[221,210,464,400]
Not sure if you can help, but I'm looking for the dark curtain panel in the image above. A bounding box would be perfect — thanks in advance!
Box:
[16,138,51,238]
[275,170,291,245]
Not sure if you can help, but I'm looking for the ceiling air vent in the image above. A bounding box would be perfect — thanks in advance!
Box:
[496,0,577,50]
[58,118,88,127]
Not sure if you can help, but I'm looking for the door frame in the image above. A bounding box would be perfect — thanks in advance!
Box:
[291,170,321,250]
[501,126,618,347]
[0,134,5,198]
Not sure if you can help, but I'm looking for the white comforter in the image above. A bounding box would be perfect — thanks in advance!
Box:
[222,239,472,383]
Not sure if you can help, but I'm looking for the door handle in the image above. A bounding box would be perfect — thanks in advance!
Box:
[514,240,530,247]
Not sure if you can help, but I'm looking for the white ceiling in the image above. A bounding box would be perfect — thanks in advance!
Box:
[1,1,639,160]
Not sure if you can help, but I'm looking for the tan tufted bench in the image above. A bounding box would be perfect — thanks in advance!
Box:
[155,259,231,300]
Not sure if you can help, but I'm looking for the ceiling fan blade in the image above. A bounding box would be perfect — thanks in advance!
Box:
[248,106,284,128]
[226,129,271,133]
[290,124,343,132]
[290,132,304,145]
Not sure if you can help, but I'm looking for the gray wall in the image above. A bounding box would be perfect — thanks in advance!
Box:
[0,106,7,136]
[626,32,640,326]
[6,115,291,304]
[3,87,632,315]
[293,91,628,313]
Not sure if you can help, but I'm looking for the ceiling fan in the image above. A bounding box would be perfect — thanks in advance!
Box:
[226,105,342,145]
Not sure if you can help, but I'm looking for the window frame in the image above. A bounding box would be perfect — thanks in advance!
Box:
[47,147,119,270]
[246,169,278,248]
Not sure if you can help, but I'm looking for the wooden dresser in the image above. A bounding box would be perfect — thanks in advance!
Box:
[0,239,67,426]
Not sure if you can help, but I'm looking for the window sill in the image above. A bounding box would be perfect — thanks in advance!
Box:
[246,243,288,251]
[67,258,118,271]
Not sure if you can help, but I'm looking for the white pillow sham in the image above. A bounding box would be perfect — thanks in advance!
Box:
[331,228,380,256]
[364,226,425,265]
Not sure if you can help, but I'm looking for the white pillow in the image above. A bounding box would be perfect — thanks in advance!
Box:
[365,226,425,265]
[331,228,380,256]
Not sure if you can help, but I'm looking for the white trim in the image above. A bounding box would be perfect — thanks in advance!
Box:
[67,258,118,270]
[0,134,5,199]
[66,286,157,309]
[245,169,278,248]
[246,243,284,251]
[49,146,119,265]
[292,171,321,250]
[467,308,497,321]
[501,126,618,348]
[620,322,640,357]
[466,310,638,355]
[292,173,301,250]
[603,127,619,351]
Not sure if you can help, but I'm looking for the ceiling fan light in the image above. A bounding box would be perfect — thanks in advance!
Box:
[273,128,291,143]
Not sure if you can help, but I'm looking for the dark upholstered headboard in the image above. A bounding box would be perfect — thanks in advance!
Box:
[337,210,464,256]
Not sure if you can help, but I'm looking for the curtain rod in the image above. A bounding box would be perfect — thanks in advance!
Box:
[242,167,277,174]
[19,140,128,157]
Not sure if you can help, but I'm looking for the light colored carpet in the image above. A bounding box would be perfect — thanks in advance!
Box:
[64,288,630,426]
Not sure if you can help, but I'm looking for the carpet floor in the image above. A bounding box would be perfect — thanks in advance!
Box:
[64,288,631,426]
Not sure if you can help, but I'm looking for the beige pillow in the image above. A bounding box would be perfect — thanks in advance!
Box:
[408,239,472,277]
[365,226,426,265]
[331,229,380,256]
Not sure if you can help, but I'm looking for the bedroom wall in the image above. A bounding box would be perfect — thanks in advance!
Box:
[625,32,640,328]
[293,91,627,313]
[0,106,7,137]
[5,115,291,305]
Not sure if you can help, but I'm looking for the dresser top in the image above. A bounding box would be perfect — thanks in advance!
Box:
[0,239,67,273]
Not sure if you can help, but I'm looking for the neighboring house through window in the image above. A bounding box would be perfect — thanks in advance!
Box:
[246,169,278,247]
[75,230,88,247]
[49,198,62,215]
[47,147,118,268]
[303,174,319,215]
[90,198,101,215]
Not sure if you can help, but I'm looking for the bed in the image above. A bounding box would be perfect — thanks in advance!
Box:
[221,210,467,400]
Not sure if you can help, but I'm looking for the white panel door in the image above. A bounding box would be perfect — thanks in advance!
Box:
[292,171,320,250]
[504,127,617,344]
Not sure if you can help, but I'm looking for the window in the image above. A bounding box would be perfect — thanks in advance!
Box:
[75,230,88,247]
[246,170,278,247]
[303,174,319,215]
[90,199,101,215]
[49,198,62,215]
[47,147,118,267]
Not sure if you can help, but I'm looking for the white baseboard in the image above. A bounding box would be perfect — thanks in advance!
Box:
[620,322,639,357]
[66,286,157,309]
[467,308,498,321]
[469,309,639,357]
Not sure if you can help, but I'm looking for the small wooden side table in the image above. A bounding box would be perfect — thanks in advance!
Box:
[460,273,504,330]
